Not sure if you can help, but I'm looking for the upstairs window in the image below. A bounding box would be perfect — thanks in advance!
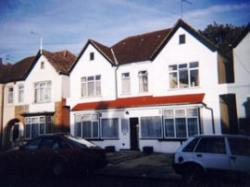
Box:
[179,34,186,44]
[34,81,51,103]
[121,72,130,94]
[81,75,101,97]
[169,62,199,89]
[40,61,45,69]
[8,87,14,103]
[18,84,24,103]
[138,71,148,93]
[90,52,94,61]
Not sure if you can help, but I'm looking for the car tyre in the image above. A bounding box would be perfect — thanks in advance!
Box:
[52,162,65,177]
[182,164,204,185]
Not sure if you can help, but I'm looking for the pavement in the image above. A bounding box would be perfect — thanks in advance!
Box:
[96,151,181,180]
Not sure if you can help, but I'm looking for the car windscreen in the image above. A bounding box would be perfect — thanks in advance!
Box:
[65,136,97,149]
[183,137,200,152]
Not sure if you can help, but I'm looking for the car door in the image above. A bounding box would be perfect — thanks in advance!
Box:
[193,137,230,173]
[227,137,250,173]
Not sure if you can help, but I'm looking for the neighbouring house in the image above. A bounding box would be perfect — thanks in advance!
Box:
[231,25,250,135]
[67,19,249,153]
[0,50,76,149]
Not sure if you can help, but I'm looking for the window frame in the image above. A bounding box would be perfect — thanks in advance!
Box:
[75,114,99,139]
[140,116,162,139]
[18,84,24,103]
[89,52,94,61]
[81,75,101,98]
[34,81,51,103]
[138,70,148,93]
[163,108,200,139]
[121,72,131,95]
[179,34,186,44]
[168,62,199,89]
[101,118,119,140]
[7,86,14,104]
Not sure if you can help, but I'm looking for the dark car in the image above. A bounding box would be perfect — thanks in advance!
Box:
[0,134,107,176]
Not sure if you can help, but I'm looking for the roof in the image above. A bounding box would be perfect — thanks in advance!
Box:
[72,93,205,111]
[70,19,219,71]
[111,28,172,65]
[42,50,76,75]
[0,50,76,83]
[0,56,36,83]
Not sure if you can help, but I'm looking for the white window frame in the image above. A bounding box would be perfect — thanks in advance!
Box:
[121,72,130,95]
[75,114,99,139]
[18,84,24,103]
[34,81,51,103]
[169,62,199,89]
[100,118,119,139]
[163,107,200,139]
[81,75,101,97]
[138,70,148,93]
[24,116,51,140]
[7,86,14,103]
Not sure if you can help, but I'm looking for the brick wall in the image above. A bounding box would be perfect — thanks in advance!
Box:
[54,98,70,132]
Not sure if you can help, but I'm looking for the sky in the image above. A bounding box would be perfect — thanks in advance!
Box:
[0,0,249,63]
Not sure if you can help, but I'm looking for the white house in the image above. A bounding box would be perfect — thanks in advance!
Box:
[0,50,76,148]
[67,19,248,153]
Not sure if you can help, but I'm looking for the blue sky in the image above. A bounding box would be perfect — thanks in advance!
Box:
[0,0,249,63]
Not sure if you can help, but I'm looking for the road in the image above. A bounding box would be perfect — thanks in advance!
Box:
[0,174,248,187]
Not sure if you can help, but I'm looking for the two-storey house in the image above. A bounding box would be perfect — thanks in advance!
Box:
[67,19,249,153]
[0,50,76,149]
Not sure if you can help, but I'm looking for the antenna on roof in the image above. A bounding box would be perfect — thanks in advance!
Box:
[180,0,192,18]
[30,31,43,54]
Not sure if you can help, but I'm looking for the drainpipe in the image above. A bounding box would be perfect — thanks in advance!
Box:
[0,84,5,149]
[202,102,215,134]
[111,48,119,98]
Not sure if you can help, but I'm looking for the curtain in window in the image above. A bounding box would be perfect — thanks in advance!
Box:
[176,118,186,138]
[141,117,162,138]
[82,121,91,138]
[165,119,175,137]
[101,119,119,139]
[188,118,198,137]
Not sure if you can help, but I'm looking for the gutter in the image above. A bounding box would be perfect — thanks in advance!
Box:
[0,84,5,149]
[201,102,215,134]
[111,48,119,99]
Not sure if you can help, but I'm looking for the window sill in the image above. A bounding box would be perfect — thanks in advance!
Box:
[33,101,51,104]
[158,138,187,142]
[80,96,102,99]
[168,86,201,91]
[86,138,104,141]
[140,137,162,140]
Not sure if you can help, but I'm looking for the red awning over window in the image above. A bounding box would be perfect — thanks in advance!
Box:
[72,93,205,111]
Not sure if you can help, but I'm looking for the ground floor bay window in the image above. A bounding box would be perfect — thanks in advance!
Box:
[25,116,52,139]
[75,114,99,139]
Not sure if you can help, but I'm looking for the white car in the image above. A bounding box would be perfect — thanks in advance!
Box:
[173,135,250,182]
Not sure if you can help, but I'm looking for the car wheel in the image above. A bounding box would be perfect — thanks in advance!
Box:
[52,162,64,177]
[182,164,204,185]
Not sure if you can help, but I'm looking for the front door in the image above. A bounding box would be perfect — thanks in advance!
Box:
[130,118,139,150]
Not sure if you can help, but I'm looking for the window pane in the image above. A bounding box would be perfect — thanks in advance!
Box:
[163,109,174,118]
[75,122,81,137]
[179,69,188,88]
[139,72,148,93]
[82,121,91,138]
[25,124,31,139]
[93,121,99,138]
[88,81,94,96]
[228,137,250,156]
[141,117,162,138]
[40,123,46,135]
[96,80,101,96]
[81,83,87,97]
[183,137,199,152]
[175,109,185,117]
[188,118,198,137]
[190,69,199,87]
[101,119,119,139]
[31,124,39,139]
[190,62,199,68]
[169,72,178,88]
[169,65,177,71]
[176,118,186,138]
[187,108,198,116]
[165,119,174,137]
[122,79,130,94]
[195,137,226,154]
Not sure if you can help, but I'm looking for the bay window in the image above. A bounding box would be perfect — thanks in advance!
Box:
[25,116,52,139]
[81,75,101,97]
[75,114,99,139]
[164,108,199,139]
[169,62,199,89]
